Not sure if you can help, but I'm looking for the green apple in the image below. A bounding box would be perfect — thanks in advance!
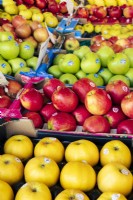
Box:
[86,73,104,86]
[125,68,133,87]
[98,68,113,85]
[81,52,101,73]
[108,75,130,87]
[97,46,115,68]
[59,73,78,84]
[8,57,27,74]
[73,45,91,60]
[64,37,80,51]
[47,65,63,78]
[58,54,80,74]
[75,69,86,79]
[26,56,38,70]
[0,31,14,42]
[123,48,133,68]
[19,41,35,60]
[15,67,31,75]
[53,54,64,65]
[0,59,12,75]
[107,53,130,75]
[0,40,19,60]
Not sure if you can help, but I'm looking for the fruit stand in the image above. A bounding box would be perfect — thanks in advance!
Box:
[1,0,133,199]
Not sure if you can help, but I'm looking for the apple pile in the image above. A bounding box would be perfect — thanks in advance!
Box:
[0,134,133,199]
[87,0,133,7]
[12,77,133,135]
[47,43,133,87]
[75,5,133,25]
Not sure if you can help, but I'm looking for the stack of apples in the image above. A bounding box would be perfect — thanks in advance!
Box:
[0,132,133,200]
[16,77,133,135]
[47,41,133,88]
[75,4,133,25]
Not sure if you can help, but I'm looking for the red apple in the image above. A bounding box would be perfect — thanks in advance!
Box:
[104,106,127,129]
[127,36,133,44]
[115,38,130,48]
[43,78,65,100]
[47,112,77,131]
[106,80,130,105]
[0,95,12,108]
[40,102,58,122]
[111,43,124,53]
[119,16,132,24]
[0,87,6,96]
[72,78,96,103]
[88,15,98,23]
[108,36,118,44]
[2,23,15,32]
[123,6,133,18]
[15,23,32,39]
[6,80,23,98]
[20,88,44,111]
[23,111,43,128]
[51,86,79,112]
[93,6,107,18]
[83,115,110,133]
[0,18,10,26]
[95,17,108,24]
[76,7,89,18]
[117,119,133,134]
[85,88,112,115]
[89,5,97,15]
[90,35,105,45]
[72,104,92,126]
[35,0,47,9]
[89,43,101,52]
[48,2,60,14]
[12,15,27,28]
[100,40,112,47]
[121,91,133,118]
[107,16,119,24]
[108,6,122,18]
[59,2,68,14]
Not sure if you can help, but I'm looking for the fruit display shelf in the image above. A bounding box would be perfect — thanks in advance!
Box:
[0,133,133,199]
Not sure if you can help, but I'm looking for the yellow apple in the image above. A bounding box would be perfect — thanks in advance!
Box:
[24,156,60,187]
[45,15,58,28]
[19,10,33,20]
[43,12,53,20]
[65,139,99,166]
[75,25,85,34]
[4,4,19,15]
[60,161,96,192]
[0,154,24,185]
[33,27,49,43]
[0,12,12,21]
[32,13,44,23]
[0,179,14,200]
[30,6,41,14]
[100,140,132,168]
[18,4,27,11]
[55,189,90,200]
[97,162,133,196]
[34,137,65,163]
[15,182,52,200]
[97,192,127,200]
[4,134,34,162]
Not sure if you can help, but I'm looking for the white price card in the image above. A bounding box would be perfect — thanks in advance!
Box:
[45,23,56,44]
[36,37,50,70]
[66,0,74,16]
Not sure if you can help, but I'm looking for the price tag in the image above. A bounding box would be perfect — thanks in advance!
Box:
[0,72,8,86]
[66,0,74,16]
[36,37,50,70]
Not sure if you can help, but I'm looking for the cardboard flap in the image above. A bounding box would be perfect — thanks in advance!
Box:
[5,119,37,138]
